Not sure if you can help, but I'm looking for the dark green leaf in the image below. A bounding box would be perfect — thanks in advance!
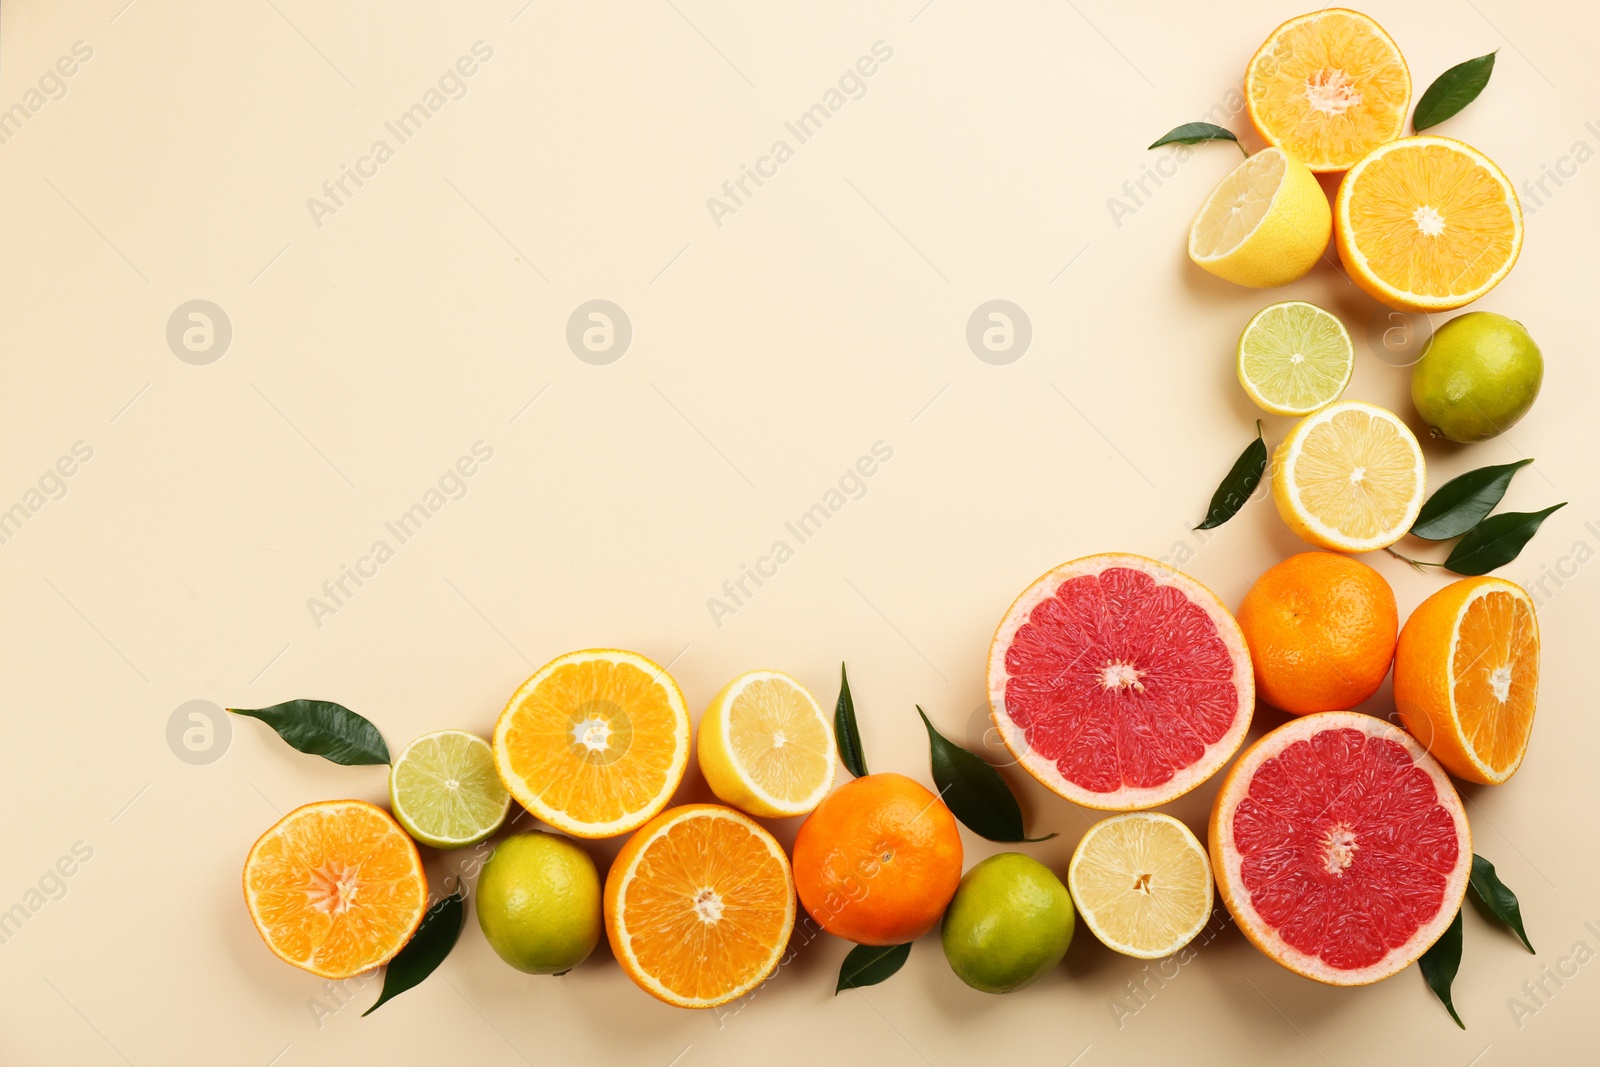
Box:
[229,699,390,765]
[363,892,465,1016]
[1149,122,1244,153]
[834,663,867,779]
[917,706,1054,843]
[1419,907,1465,1028]
[1414,51,1497,132]
[835,942,911,993]
[1411,459,1533,540]
[1444,503,1566,575]
[1195,421,1267,530]
[1469,854,1534,952]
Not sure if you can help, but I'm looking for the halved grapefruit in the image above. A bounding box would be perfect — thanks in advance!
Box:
[1210,712,1471,985]
[987,554,1254,810]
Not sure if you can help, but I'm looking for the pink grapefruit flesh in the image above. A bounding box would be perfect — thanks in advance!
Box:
[1210,712,1471,985]
[987,554,1254,810]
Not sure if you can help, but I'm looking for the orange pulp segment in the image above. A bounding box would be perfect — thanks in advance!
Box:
[242,800,429,980]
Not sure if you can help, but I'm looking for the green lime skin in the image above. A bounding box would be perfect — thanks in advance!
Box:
[476,831,601,975]
[1411,312,1543,443]
[941,853,1075,994]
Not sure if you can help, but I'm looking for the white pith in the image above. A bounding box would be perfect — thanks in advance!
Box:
[391,729,511,847]
[1068,811,1214,959]
[1279,401,1425,552]
[611,807,796,1009]
[713,669,834,816]
[1187,148,1288,263]
[492,649,690,839]
[243,800,427,980]
[1237,300,1354,416]
[1211,712,1471,986]
[1446,579,1538,782]
[1337,136,1522,309]
[987,553,1254,810]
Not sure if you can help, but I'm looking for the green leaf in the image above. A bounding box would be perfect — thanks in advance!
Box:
[1444,503,1566,575]
[835,942,911,993]
[1195,421,1267,530]
[834,663,867,779]
[1419,907,1465,1028]
[917,706,1054,843]
[1469,854,1534,953]
[229,699,390,765]
[1414,51,1497,132]
[1149,122,1244,154]
[363,892,465,1016]
[1411,459,1533,540]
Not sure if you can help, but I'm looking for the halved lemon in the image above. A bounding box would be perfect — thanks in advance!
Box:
[1188,147,1332,289]
[493,649,691,839]
[1336,136,1523,311]
[1237,300,1354,415]
[243,800,429,979]
[1395,577,1540,784]
[390,730,511,849]
[1272,400,1425,552]
[697,670,834,818]
[605,804,796,1008]
[1067,812,1213,960]
[1245,9,1411,173]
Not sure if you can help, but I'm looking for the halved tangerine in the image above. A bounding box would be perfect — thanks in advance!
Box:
[987,554,1254,810]
[1245,9,1411,173]
[1210,712,1471,985]
[242,800,429,980]
[605,804,796,1009]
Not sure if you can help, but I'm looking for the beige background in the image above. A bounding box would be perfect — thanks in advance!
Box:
[1,0,1596,1063]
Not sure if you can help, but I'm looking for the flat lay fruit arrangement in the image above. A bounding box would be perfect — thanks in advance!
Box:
[232,7,1553,1032]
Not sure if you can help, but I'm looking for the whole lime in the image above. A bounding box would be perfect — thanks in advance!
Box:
[941,852,1075,993]
[1411,312,1543,443]
[476,831,601,975]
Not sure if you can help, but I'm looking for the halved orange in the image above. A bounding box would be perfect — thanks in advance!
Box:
[1245,9,1410,173]
[605,804,796,1009]
[1394,577,1540,784]
[493,649,691,838]
[242,800,428,980]
[1336,136,1523,311]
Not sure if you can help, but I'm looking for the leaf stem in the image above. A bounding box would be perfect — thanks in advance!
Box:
[1384,546,1440,571]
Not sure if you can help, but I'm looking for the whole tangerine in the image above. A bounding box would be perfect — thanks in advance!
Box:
[1236,552,1397,715]
[791,772,962,946]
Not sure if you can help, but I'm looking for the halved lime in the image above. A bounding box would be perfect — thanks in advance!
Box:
[1236,301,1353,416]
[390,730,511,849]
